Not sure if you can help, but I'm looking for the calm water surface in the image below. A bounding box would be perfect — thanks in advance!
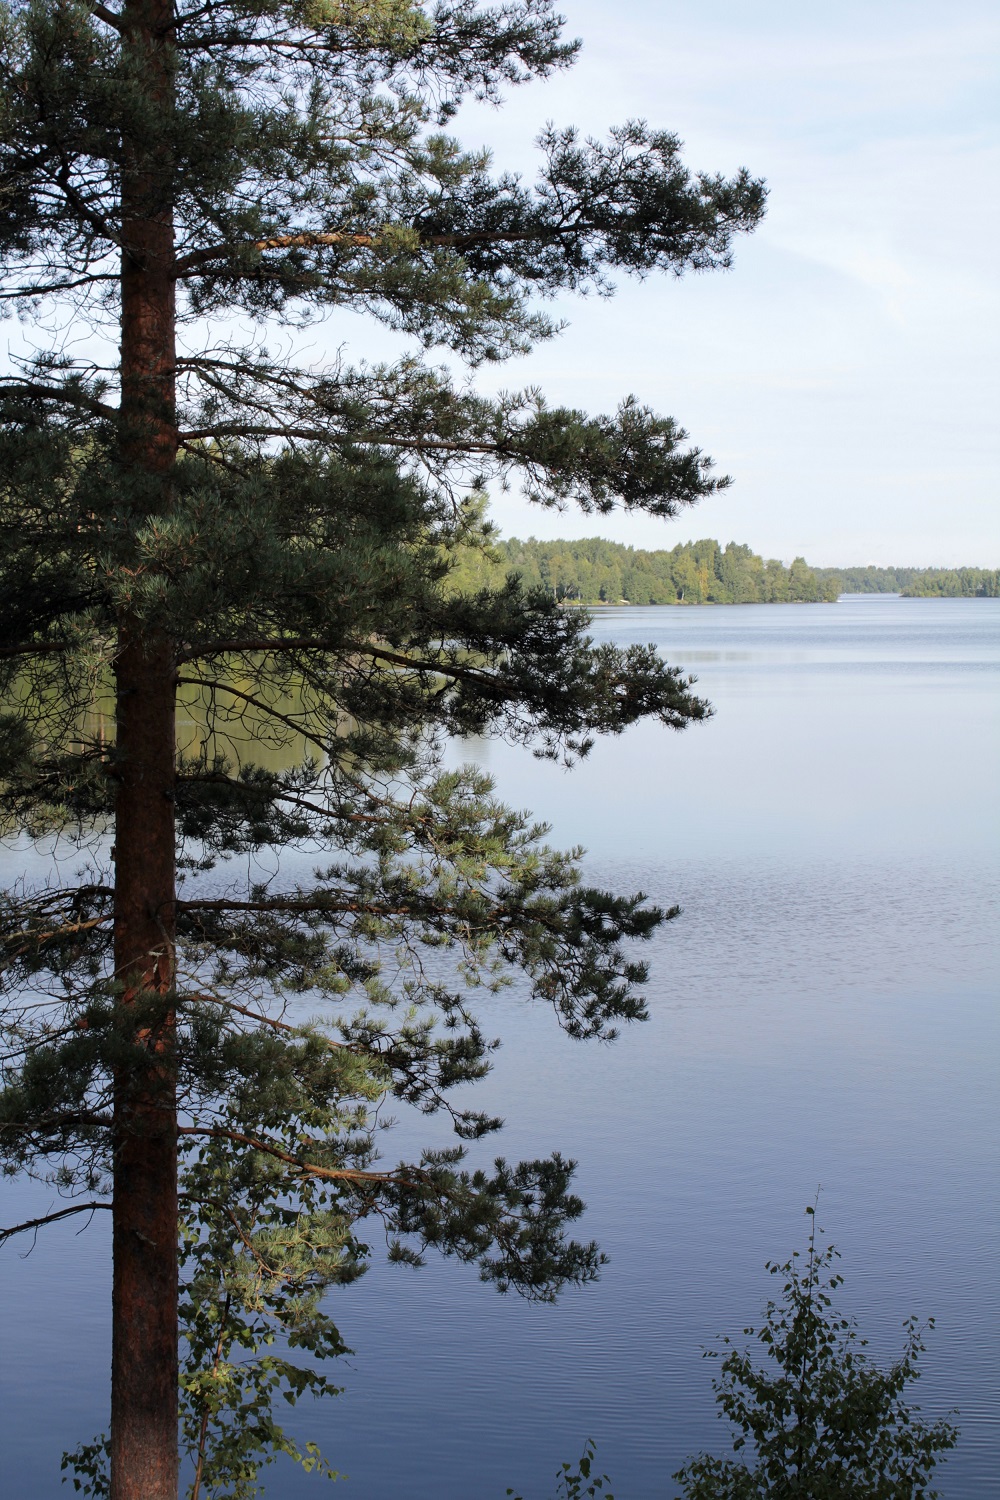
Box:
[2,596,998,1497]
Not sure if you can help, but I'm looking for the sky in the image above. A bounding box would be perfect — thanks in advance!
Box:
[373,0,1000,567]
[8,0,998,566]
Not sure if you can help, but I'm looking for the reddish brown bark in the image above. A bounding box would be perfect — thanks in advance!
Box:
[111,0,180,1495]
[111,634,179,1500]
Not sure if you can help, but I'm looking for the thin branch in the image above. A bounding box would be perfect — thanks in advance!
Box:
[2,884,114,913]
[180,992,296,1034]
[0,1111,114,1132]
[174,231,379,275]
[178,645,499,699]
[177,989,352,1048]
[346,639,500,693]
[51,157,124,252]
[0,271,119,302]
[175,675,330,755]
[0,640,84,660]
[0,1202,111,1245]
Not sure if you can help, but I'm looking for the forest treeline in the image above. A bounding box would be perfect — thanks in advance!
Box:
[815,564,1000,598]
[449,537,839,604]
[447,537,999,605]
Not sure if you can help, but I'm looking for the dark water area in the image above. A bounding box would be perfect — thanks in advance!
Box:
[2,596,998,1497]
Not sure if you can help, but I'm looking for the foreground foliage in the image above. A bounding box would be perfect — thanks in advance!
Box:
[509,1440,615,1500]
[530,1215,957,1500]
[673,1209,958,1499]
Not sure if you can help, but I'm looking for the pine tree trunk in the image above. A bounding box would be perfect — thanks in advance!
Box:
[111,0,179,1494]
[111,634,179,1500]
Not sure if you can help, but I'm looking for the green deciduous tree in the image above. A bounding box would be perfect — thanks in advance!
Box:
[448,537,839,606]
[673,1208,958,1500]
[0,2,765,1494]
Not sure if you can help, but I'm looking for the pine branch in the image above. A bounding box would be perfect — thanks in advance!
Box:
[2,914,113,963]
[0,272,119,302]
[176,637,349,662]
[174,676,332,754]
[176,770,391,826]
[86,1,125,33]
[0,641,83,660]
[177,896,417,918]
[0,1201,111,1245]
[0,380,118,421]
[178,993,347,1042]
[348,640,496,683]
[177,648,496,693]
[178,421,499,452]
[1,1111,114,1134]
[51,157,124,253]
[177,1125,409,1187]
[173,225,572,278]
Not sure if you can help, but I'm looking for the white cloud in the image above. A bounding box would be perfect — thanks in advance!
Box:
[445,0,1000,565]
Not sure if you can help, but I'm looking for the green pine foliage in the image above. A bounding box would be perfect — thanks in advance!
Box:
[0,0,766,1491]
[447,536,840,604]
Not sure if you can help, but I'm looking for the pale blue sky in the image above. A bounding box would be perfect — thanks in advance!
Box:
[10,1,997,566]
[444,0,1000,566]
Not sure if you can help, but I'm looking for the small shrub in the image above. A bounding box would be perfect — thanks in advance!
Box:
[673,1207,958,1499]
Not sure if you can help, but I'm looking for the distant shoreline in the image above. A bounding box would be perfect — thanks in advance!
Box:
[565,592,996,608]
[447,537,999,605]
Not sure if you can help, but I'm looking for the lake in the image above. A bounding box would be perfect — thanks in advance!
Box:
[2,595,998,1497]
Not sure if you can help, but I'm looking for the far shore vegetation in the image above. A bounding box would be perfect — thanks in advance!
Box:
[447,536,1000,606]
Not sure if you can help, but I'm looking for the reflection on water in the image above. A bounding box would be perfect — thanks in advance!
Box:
[1,597,998,1498]
[175,671,319,772]
[673,650,753,662]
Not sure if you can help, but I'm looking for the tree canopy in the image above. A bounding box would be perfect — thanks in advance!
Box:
[448,535,841,604]
[673,1210,958,1500]
[0,2,765,1495]
[814,565,999,598]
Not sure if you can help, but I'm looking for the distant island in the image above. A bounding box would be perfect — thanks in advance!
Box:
[447,537,1000,605]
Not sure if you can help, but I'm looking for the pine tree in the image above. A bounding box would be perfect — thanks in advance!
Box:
[0,2,765,1494]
